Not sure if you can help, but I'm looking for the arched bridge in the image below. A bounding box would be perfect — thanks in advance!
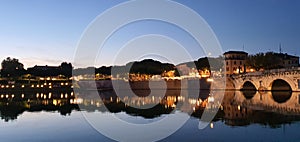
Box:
[230,69,300,92]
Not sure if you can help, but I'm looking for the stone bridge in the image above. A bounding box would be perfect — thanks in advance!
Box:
[229,69,300,92]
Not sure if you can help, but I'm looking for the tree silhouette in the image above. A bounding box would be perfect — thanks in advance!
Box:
[1,57,25,78]
[60,62,73,77]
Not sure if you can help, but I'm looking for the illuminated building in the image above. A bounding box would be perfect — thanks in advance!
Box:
[224,51,248,75]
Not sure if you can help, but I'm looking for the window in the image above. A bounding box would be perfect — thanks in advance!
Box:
[234,61,236,65]
[226,61,228,65]
[298,79,300,89]
[226,67,229,71]
[240,61,242,65]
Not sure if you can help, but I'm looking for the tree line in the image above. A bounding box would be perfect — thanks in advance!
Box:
[0,57,72,78]
[2,52,296,79]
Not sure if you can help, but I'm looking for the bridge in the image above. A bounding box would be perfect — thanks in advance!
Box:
[229,68,300,92]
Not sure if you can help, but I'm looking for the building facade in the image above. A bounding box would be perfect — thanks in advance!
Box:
[275,53,299,68]
[224,51,248,75]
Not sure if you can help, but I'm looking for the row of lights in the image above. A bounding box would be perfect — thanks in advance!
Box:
[0,82,70,89]
[0,85,15,88]
[0,94,15,98]
[0,92,74,99]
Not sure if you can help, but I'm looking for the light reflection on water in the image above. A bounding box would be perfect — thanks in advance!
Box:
[0,90,300,141]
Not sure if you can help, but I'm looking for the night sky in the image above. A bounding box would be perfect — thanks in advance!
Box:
[0,0,299,68]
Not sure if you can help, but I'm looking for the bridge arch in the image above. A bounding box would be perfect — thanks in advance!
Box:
[241,81,257,91]
[271,91,292,103]
[269,79,292,91]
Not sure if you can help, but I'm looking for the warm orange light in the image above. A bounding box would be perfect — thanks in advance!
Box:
[237,105,241,111]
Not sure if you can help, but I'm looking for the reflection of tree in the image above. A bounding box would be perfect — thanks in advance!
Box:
[105,102,174,119]
[0,102,27,122]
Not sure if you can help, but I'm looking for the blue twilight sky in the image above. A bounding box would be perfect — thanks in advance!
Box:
[0,0,299,68]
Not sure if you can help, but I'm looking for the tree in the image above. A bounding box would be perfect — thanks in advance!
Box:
[246,52,283,71]
[60,62,73,77]
[1,57,25,78]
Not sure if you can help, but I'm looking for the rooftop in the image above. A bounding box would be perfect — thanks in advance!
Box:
[223,51,248,55]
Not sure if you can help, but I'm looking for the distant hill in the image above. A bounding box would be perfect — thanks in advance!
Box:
[73,59,176,76]
[177,57,224,71]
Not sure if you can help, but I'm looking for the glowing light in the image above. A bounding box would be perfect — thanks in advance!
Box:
[75,98,83,104]
[1,85,4,88]
[237,105,241,111]
[36,85,40,88]
[12,94,14,98]
[6,85,9,88]
[171,104,176,108]
[21,85,25,88]
[6,94,8,98]
[208,96,214,103]
[36,93,39,98]
[61,94,63,98]
[49,86,52,89]
[65,83,68,85]
[60,83,64,86]
[12,85,15,88]
[189,99,197,105]
[1,95,3,98]
[48,93,52,99]
[21,94,24,98]
[207,78,214,82]
[44,83,47,85]
[196,100,200,106]
[41,85,44,87]
[53,100,58,106]
[65,93,68,98]
[31,84,34,88]
[236,68,240,74]
[210,123,214,129]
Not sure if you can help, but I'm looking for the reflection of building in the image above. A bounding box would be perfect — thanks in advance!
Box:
[224,51,248,75]
[176,64,190,75]
[221,92,253,126]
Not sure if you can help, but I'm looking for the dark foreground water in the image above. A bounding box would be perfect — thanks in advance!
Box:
[0,89,299,142]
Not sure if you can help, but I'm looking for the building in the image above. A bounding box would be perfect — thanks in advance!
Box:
[224,51,248,75]
[275,53,299,68]
[27,65,61,77]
